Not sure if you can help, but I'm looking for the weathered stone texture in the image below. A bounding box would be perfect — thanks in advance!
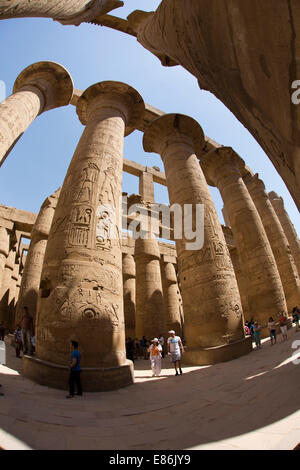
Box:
[244,174,300,312]
[144,114,250,365]
[269,192,300,277]
[29,81,144,391]
[0,62,73,166]
[201,147,287,332]
[15,189,60,327]
[0,0,123,25]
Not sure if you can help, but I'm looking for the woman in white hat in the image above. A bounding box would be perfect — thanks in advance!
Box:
[147,338,162,377]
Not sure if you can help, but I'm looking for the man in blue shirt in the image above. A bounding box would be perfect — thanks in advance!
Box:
[66,340,82,398]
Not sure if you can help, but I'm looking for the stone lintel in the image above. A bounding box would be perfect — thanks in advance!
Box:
[162,255,177,264]
[71,88,219,152]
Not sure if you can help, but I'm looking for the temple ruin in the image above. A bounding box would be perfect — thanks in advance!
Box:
[0,59,299,391]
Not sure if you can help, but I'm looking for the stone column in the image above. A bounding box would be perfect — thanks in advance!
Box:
[0,221,11,291]
[134,227,166,341]
[0,248,17,326]
[201,147,287,335]
[24,81,145,392]
[160,256,183,337]
[244,174,300,312]
[0,0,122,25]
[15,188,60,327]
[269,192,300,276]
[122,253,136,339]
[139,169,155,203]
[143,114,251,365]
[229,246,250,321]
[0,61,73,166]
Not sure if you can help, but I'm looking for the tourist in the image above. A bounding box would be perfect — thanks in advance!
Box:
[267,317,277,345]
[20,306,34,355]
[14,324,23,358]
[158,334,165,358]
[66,340,82,399]
[0,322,5,341]
[167,330,184,376]
[253,322,262,350]
[244,322,251,336]
[292,306,300,332]
[140,336,148,359]
[279,312,288,340]
[126,337,134,362]
[133,338,140,359]
[147,338,162,377]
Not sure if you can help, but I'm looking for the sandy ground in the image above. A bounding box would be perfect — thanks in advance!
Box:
[0,329,300,450]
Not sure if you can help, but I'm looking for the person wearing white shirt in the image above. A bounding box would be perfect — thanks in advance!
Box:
[167,330,184,376]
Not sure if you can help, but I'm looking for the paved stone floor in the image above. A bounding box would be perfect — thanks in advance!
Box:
[0,329,300,450]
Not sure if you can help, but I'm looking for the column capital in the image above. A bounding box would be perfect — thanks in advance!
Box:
[243,173,268,199]
[143,113,204,156]
[13,61,74,112]
[268,191,284,206]
[76,81,145,136]
[200,146,245,187]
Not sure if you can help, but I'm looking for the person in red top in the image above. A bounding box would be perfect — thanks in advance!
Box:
[20,306,34,355]
[279,312,288,341]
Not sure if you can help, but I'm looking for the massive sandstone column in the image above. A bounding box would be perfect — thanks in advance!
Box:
[143,114,251,365]
[228,246,250,321]
[244,174,300,312]
[0,61,73,166]
[160,256,183,337]
[201,147,287,334]
[122,252,136,339]
[15,189,60,327]
[0,0,123,25]
[0,220,11,291]
[0,247,17,327]
[269,192,300,277]
[134,203,166,341]
[24,81,145,391]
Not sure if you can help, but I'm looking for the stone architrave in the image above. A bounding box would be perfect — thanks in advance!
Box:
[15,189,61,327]
[24,81,145,392]
[0,61,73,166]
[122,252,136,339]
[0,0,123,25]
[244,174,300,312]
[160,256,183,337]
[143,114,251,365]
[269,192,300,277]
[201,147,287,334]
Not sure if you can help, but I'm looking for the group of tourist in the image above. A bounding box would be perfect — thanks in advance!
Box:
[126,330,185,378]
[244,306,300,350]
[0,306,35,359]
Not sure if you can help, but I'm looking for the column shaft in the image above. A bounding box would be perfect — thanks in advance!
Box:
[269,193,300,276]
[15,189,60,326]
[134,236,165,340]
[160,259,183,337]
[122,253,136,339]
[245,176,300,311]
[24,81,144,391]
[143,115,251,365]
[201,148,287,334]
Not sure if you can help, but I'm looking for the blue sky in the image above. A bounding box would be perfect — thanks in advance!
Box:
[0,0,299,236]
